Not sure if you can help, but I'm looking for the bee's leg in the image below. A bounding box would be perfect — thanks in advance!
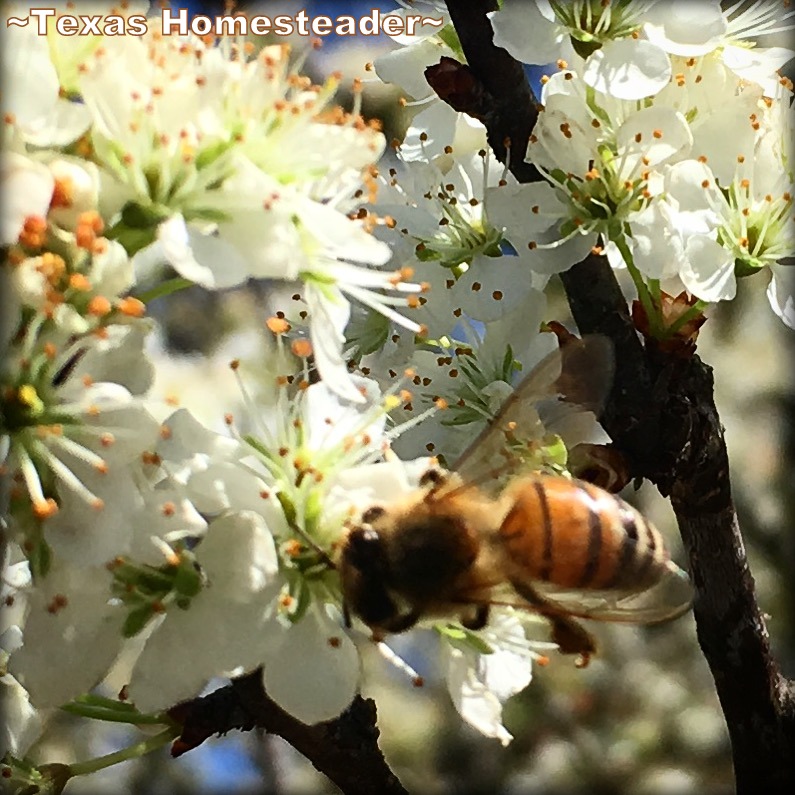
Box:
[380,607,423,634]
[460,603,490,630]
[509,579,596,667]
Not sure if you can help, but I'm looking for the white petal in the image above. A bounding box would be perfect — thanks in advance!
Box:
[0,152,54,246]
[45,470,144,567]
[583,40,671,100]
[643,1,727,56]
[127,590,278,713]
[70,320,155,396]
[261,608,359,724]
[9,563,125,708]
[767,266,795,329]
[722,44,795,87]
[294,200,391,268]
[400,102,460,162]
[616,106,693,173]
[488,2,564,65]
[158,407,244,464]
[446,645,524,746]
[136,215,249,289]
[374,36,452,98]
[0,674,43,758]
[680,236,736,302]
[196,512,279,603]
[304,282,365,404]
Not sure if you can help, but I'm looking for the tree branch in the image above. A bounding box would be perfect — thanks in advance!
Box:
[442,1,795,790]
[167,669,408,795]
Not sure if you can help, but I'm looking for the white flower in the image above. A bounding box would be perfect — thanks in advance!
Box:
[443,610,554,745]
[643,0,794,93]
[376,149,547,325]
[373,6,489,163]
[2,320,161,569]
[490,0,668,99]
[0,17,90,147]
[122,376,433,724]
[72,28,421,400]
[126,511,283,714]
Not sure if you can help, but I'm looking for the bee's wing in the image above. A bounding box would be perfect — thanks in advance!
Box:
[453,335,614,485]
[529,562,694,624]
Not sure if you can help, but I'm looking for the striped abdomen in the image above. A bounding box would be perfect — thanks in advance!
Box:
[498,475,668,590]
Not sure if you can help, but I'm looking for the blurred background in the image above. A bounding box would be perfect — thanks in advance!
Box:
[27,1,794,793]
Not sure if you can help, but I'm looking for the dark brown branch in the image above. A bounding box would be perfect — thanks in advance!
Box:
[442,1,795,791]
[168,669,408,795]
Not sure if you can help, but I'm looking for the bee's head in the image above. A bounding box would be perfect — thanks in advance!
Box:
[343,519,385,573]
[340,510,401,630]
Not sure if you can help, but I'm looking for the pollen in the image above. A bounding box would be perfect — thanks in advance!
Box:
[161,501,177,517]
[32,498,59,519]
[46,594,69,614]
[291,338,313,358]
[87,295,112,317]
[50,177,75,209]
[283,539,302,557]
[266,316,290,335]
[19,215,47,248]
[117,297,145,317]
[159,424,173,440]
[66,273,90,293]
[327,636,341,648]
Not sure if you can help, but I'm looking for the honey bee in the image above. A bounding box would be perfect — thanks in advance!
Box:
[339,336,693,665]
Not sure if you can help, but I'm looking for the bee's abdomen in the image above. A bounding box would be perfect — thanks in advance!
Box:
[499,476,668,589]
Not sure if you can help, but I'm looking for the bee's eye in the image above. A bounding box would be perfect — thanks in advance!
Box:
[346,526,384,570]
[361,505,386,525]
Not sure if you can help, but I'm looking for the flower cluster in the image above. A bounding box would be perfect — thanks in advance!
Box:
[1,0,794,788]
[375,0,794,336]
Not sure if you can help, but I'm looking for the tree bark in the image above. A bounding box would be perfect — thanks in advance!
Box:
[168,670,408,795]
[442,1,795,790]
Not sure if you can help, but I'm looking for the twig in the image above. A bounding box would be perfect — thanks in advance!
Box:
[167,669,408,795]
[441,1,795,790]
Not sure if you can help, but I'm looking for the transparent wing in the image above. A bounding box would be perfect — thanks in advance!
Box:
[453,335,614,486]
[530,562,694,624]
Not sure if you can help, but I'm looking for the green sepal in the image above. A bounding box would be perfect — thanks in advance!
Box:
[122,605,154,638]
[435,622,495,655]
